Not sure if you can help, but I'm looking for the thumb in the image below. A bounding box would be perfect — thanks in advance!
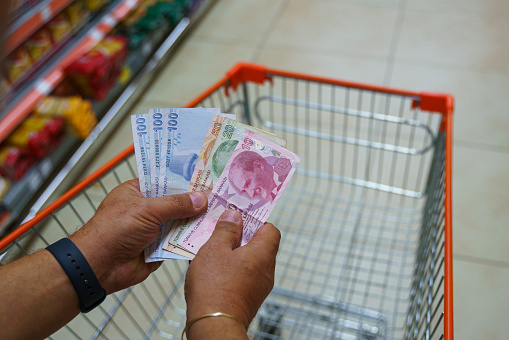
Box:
[144,191,207,223]
[244,223,281,257]
[206,210,243,250]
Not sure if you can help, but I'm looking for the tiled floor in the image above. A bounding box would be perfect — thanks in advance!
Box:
[94,0,509,338]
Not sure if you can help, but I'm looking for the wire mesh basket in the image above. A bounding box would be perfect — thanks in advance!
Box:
[0,63,453,340]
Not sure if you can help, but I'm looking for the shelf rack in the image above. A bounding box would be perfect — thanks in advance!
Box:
[0,0,216,235]
[0,0,143,143]
[4,0,74,58]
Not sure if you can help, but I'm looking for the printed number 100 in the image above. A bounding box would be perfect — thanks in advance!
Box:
[152,112,163,132]
[167,111,178,131]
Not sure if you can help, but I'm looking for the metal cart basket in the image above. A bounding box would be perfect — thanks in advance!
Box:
[0,63,453,340]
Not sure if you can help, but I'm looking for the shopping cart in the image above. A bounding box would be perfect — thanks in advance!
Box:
[0,62,453,340]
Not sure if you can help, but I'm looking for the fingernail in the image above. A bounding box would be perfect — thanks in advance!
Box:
[220,210,242,224]
[190,192,205,209]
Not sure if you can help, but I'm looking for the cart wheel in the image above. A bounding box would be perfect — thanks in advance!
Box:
[254,303,283,340]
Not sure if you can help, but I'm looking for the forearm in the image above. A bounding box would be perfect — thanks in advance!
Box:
[0,249,80,340]
[186,316,248,340]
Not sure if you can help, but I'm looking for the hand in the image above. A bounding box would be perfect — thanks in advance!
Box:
[70,179,208,294]
[184,210,281,334]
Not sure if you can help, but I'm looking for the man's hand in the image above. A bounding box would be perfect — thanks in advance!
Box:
[184,209,281,338]
[71,179,208,294]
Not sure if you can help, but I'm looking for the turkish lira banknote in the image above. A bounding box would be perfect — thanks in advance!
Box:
[163,118,286,252]
[132,109,299,262]
[177,129,300,254]
[140,109,235,262]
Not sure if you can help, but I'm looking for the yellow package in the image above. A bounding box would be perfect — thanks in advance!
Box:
[34,96,97,139]
[83,0,107,12]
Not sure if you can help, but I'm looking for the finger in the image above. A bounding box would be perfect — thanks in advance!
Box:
[148,261,163,273]
[244,223,281,257]
[144,192,207,223]
[124,178,140,189]
[205,210,243,250]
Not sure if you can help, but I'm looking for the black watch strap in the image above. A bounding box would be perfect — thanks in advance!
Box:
[46,238,107,313]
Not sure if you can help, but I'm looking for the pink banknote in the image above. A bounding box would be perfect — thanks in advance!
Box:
[178,130,301,254]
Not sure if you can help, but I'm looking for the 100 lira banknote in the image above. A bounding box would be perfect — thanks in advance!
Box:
[143,109,235,262]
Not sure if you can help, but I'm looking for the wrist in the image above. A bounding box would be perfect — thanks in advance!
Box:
[186,298,251,330]
[69,228,113,293]
[185,314,248,340]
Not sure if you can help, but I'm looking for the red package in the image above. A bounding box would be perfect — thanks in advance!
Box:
[7,116,65,158]
[0,146,35,181]
[66,35,127,99]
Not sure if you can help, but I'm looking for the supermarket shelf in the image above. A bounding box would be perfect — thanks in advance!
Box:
[0,0,143,143]
[22,0,217,223]
[4,0,73,58]
[0,135,80,234]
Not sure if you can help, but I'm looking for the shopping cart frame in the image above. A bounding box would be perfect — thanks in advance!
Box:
[0,62,453,340]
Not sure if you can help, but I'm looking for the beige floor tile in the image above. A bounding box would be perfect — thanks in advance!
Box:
[390,62,509,148]
[255,46,389,85]
[144,40,256,105]
[406,0,509,18]
[192,0,287,46]
[266,1,400,59]
[314,0,402,8]
[396,9,509,73]
[454,259,509,340]
[453,145,509,263]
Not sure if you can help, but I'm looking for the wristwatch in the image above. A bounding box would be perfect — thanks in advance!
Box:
[46,238,107,313]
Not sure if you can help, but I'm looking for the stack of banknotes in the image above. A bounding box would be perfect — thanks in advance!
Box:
[131,108,301,262]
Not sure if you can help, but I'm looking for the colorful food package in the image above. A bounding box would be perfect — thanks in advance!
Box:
[83,0,108,12]
[121,4,148,27]
[34,96,98,139]
[47,13,73,44]
[51,77,79,97]
[24,28,53,62]
[0,77,11,99]
[7,116,65,158]
[0,146,35,181]
[65,0,90,29]
[0,176,10,200]
[66,36,128,100]
[4,46,33,84]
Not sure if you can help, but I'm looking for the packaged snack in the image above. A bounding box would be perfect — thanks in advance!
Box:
[34,96,97,139]
[47,13,73,44]
[0,146,35,180]
[83,0,107,12]
[65,0,90,29]
[121,5,148,27]
[0,176,10,200]
[66,36,127,100]
[51,77,79,97]
[24,28,53,62]
[4,46,33,84]
[7,116,65,158]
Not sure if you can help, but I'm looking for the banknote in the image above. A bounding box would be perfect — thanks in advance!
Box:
[178,129,301,254]
[163,118,287,250]
[146,108,214,261]
[144,110,236,262]
[131,114,151,198]
[149,109,164,198]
